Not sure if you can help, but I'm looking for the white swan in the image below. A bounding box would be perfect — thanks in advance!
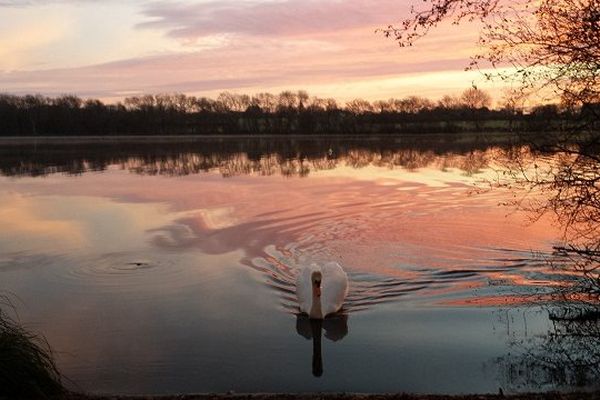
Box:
[296,261,348,319]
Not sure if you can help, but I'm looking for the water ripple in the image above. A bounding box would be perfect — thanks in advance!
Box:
[250,243,570,313]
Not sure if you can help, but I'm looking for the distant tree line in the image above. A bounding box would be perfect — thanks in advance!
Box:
[0,88,596,136]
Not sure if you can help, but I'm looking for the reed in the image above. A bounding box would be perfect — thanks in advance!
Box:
[0,295,65,398]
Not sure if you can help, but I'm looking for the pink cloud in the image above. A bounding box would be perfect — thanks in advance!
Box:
[139,0,411,39]
[0,0,486,100]
[0,37,471,99]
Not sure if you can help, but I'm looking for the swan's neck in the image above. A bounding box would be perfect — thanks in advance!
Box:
[310,287,323,319]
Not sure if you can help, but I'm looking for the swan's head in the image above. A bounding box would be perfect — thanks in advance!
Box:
[311,271,322,298]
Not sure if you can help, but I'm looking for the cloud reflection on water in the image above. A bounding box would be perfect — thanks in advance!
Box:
[0,136,596,394]
[0,137,566,309]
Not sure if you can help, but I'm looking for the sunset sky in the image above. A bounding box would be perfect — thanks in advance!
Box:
[0,0,508,103]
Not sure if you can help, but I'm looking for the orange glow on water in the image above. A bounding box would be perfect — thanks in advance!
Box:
[0,151,566,308]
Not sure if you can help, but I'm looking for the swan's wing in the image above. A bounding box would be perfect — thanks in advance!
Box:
[321,261,349,316]
[295,265,314,314]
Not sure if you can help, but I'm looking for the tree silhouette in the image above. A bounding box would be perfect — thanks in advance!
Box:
[383,0,599,113]
[345,98,373,114]
[383,0,600,297]
[461,87,492,110]
[0,89,585,136]
[495,304,600,392]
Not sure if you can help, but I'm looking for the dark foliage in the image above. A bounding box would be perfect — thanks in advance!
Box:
[383,0,600,299]
[0,91,586,136]
[0,296,65,399]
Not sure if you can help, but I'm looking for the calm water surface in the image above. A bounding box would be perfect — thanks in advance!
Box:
[0,135,595,394]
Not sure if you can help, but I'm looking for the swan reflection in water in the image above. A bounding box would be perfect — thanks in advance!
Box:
[295,314,348,377]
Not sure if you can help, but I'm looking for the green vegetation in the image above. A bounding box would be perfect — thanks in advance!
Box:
[0,296,65,399]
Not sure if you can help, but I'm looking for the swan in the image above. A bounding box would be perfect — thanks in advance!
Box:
[296,261,348,319]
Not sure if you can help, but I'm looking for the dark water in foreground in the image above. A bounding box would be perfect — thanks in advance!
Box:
[0,135,597,394]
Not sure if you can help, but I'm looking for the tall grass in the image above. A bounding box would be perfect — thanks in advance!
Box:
[0,295,65,398]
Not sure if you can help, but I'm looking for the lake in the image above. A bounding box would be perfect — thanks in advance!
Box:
[0,135,597,395]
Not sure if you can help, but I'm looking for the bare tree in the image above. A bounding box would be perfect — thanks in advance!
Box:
[345,98,373,114]
[252,93,278,113]
[53,95,82,109]
[324,98,339,112]
[460,87,492,109]
[395,96,434,113]
[382,0,600,294]
[382,0,600,112]
[297,90,309,110]
[195,97,216,113]
[216,92,250,112]
[438,94,461,110]
[278,91,299,111]
[373,99,394,113]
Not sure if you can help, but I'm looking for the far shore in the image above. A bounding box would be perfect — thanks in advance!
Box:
[61,392,600,400]
[0,131,546,144]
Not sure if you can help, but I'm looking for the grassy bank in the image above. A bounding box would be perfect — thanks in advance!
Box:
[0,296,65,398]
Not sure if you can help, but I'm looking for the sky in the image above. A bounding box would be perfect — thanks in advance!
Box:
[0,0,509,103]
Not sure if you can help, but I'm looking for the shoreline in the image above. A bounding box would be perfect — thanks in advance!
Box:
[0,131,544,144]
[62,392,600,400]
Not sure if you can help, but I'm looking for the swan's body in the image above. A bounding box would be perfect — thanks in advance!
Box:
[296,261,348,319]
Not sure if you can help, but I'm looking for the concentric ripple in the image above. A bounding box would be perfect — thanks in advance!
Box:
[250,242,570,314]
